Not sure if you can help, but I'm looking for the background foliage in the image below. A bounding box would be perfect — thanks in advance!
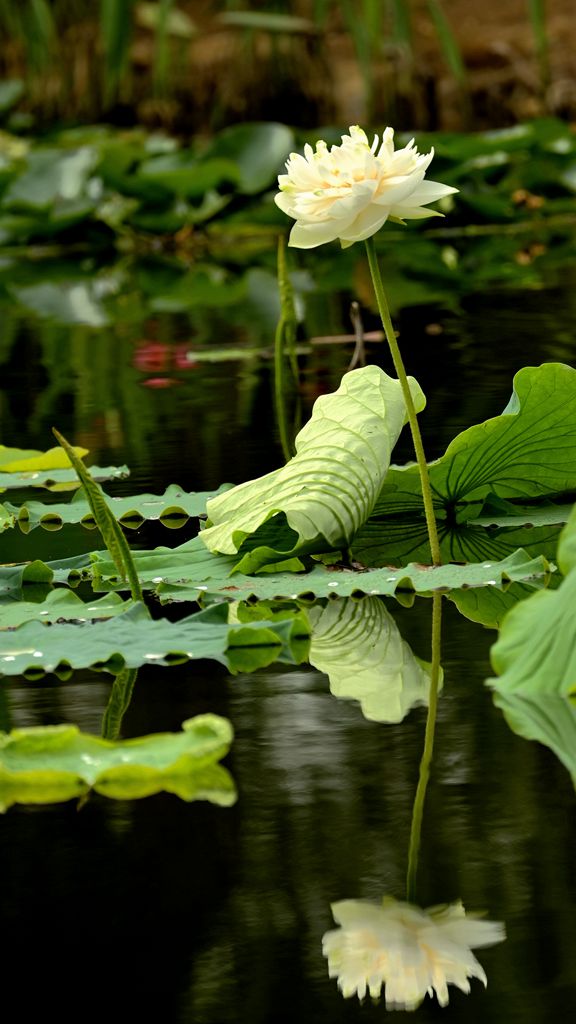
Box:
[0,1,573,131]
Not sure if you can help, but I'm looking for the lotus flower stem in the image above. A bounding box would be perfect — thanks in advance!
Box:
[274,235,298,461]
[274,313,294,462]
[406,592,443,903]
[364,237,441,567]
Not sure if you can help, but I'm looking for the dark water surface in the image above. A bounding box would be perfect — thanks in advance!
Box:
[1,249,575,1022]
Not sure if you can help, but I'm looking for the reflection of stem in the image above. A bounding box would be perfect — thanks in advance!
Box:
[102,666,139,740]
[406,592,443,902]
[364,238,441,567]
[348,301,366,370]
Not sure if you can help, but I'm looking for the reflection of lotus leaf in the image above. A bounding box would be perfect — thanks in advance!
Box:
[308,596,433,723]
[323,896,505,1008]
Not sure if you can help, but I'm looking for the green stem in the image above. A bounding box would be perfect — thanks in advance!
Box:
[364,237,441,566]
[274,317,293,463]
[406,591,443,903]
[274,236,298,462]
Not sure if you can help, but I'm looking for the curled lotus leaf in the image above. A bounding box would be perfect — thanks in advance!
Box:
[200,365,425,572]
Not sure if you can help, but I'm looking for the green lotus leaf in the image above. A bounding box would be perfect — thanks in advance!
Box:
[2,147,99,211]
[0,590,135,629]
[8,484,227,532]
[473,503,575,529]
[0,601,309,677]
[558,501,576,574]
[488,504,576,699]
[90,534,236,591]
[0,444,88,473]
[0,464,129,491]
[0,503,14,531]
[308,597,436,723]
[0,714,236,811]
[353,511,562,569]
[373,363,576,520]
[0,558,54,599]
[351,513,559,627]
[200,366,425,572]
[150,547,549,603]
[137,152,239,197]
[450,580,549,630]
[201,122,294,195]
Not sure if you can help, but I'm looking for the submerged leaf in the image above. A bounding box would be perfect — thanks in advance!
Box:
[200,366,425,571]
[0,715,236,811]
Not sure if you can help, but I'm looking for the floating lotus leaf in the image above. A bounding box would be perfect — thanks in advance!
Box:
[0,601,309,677]
[0,590,135,629]
[0,444,88,472]
[352,515,559,627]
[2,146,99,211]
[90,535,235,590]
[0,559,54,599]
[0,714,236,811]
[201,121,294,194]
[7,484,227,532]
[0,464,129,491]
[0,503,13,531]
[147,546,549,603]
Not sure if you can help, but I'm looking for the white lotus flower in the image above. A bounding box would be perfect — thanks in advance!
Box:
[275,125,457,249]
[322,897,505,1010]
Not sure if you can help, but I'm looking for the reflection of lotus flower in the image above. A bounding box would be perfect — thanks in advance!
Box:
[322,897,505,1009]
[133,341,170,373]
[275,126,457,249]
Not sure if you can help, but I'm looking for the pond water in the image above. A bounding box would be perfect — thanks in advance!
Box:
[1,239,575,1022]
